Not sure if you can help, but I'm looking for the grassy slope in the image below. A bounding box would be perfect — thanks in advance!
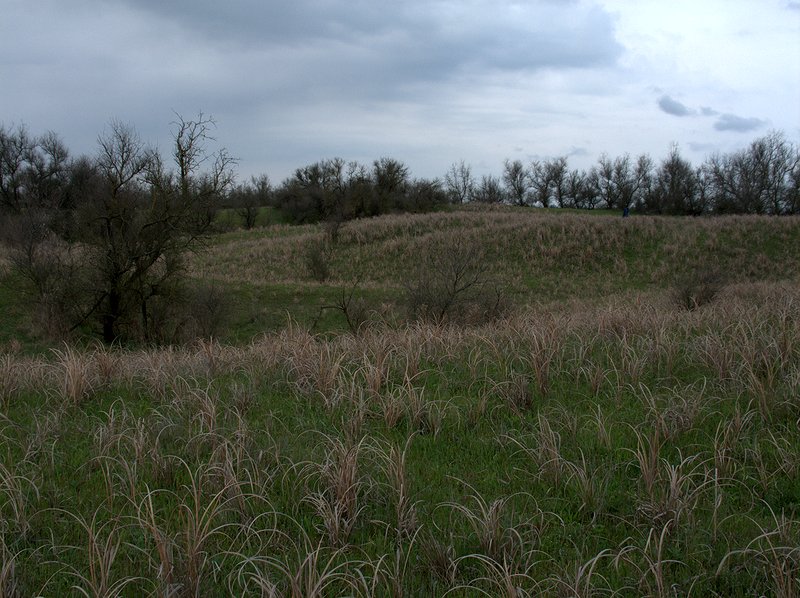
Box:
[190,207,800,340]
[3,206,800,345]
[1,207,799,595]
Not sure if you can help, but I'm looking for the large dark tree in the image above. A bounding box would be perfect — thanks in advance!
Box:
[444,160,475,204]
[8,115,235,343]
[652,144,699,214]
[704,131,799,214]
[503,159,530,207]
[92,116,233,342]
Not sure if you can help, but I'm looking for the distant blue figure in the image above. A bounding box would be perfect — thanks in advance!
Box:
[622,206,630,218]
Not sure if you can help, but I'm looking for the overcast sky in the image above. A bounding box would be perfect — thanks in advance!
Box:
[2,0,799,183]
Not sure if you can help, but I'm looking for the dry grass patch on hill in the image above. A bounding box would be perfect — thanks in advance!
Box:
[189,208,800,306]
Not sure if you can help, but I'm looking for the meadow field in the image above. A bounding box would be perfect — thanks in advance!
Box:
[1,206,799,596]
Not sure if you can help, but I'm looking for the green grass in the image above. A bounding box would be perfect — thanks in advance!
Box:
[218,280,398,343]
[2,296,798,594]
[213,205,289,230]
[0,270,49,354]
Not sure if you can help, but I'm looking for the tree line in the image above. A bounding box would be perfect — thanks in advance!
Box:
[224,130,800,225]
[448,132,799,215]
[5,121,797,225]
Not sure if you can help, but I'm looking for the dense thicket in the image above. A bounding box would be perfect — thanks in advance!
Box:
[272,157,449,224]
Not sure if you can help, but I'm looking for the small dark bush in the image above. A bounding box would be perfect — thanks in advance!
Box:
[184,283,231,340]
[404,233,510,325]
[135,282,230,343]
[672,268,726,310]
[304,236,333,282]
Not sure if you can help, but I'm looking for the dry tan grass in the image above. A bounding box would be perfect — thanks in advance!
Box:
[0,279,796,424]
[300,435,367,548]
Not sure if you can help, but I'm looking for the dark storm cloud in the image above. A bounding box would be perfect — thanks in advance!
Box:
[658,95,693,116]
[713,113,767,132]
[113,0,622,86]
[109,0,404,45]
[0,0,629,182]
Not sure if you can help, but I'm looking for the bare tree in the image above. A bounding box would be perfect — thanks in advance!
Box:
[444,160,475,204]
[0,125,71,214]
[787,154,800,214]
[579,168,602,209]
[701,133,798,214]
[652,145,698,214]
[6,210,86,337]
[405,233,506,324]
[0,124,33,213]
[342,160,374,218]
[25,131,71,211]
[82,121,153,341]
[752,131,799,214]
[632,154,655,211]
[546,157,569,208]
[592,154,616,209]
[473,174,505,204]
[503,159,529,206]
[231,174,270,229]
[373,157,409,196]
[529,160,553,208]
[407,177,448,212]
[612,154,636,210]
[693,165,713,215]
[566,169,592,209]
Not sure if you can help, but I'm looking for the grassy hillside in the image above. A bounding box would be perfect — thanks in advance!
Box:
[187,206,800,339]
[195,207,800,289]
[1,207,799,595]
[4,206,800,345]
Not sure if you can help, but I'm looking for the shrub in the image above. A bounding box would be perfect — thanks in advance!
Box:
[672,268,726,310]
[183,283,231,340]
[404,233,509,325]
[304,236,334,283]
